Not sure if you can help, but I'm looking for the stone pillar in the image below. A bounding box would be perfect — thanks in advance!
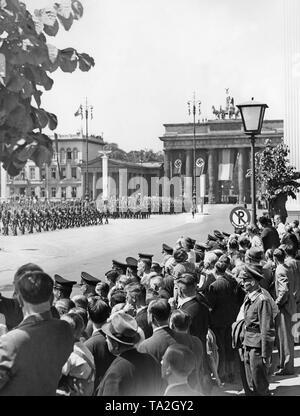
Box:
[101,155,109,200]
[208,150,217,204]
[1,163,7,199]
[238,148,247,204]
[164,150,170,178]
[283,0,300,211]
[92,172,96,201]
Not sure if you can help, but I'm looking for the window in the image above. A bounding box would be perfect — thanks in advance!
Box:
[31,188,35,197]
[20,187,25,196]
[60,148,66,164]
[71,167,77,179]
[51,167,56,179]
[61,187,66,198]
[41,188,46,197]
[61,167,66,179]
[51,188,56,198]
[40,168,46,180]
[73,148,78,161]
[20,169,25,180]
[67,148,72,161]
[30,167,35,180]
[71,187,77,198]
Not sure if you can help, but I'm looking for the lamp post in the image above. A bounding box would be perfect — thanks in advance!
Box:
[187,93,201,213]
[237,98,268,226]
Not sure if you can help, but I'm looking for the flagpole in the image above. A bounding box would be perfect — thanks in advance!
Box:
[85,97,89,201]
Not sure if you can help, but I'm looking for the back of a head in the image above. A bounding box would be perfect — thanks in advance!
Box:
[228,239,239,251]
[95,281,110,298]
[239,236,251,250]
[110,289,126,308]
[15,271,53,305]
[293,220,299,228]
[215,261,227,274]
[273,248,286,263]
[55,298,75,316]
[88,296,110,324]
[68,307,88,328]
[126,283,146,302]
[285,223,293,233]
[283,244,296,258]
[72,295,88,310]
[170,309,191,332]
[148,298,171,323]
[265,248,274,261]
[14,263,43,284]
[164,344,196,378]
[61,312,84,340]
[259,216,269,227]
[150,262,162,275]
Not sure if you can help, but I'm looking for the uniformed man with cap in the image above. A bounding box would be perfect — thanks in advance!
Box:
[206,234,219,250]
[126,257,139,280]
[161,244,174,269]
[238,264,275,396]
[53,274,77,303]
[112,260,128,276]
[80,272,101,298]
[137,253,153,287]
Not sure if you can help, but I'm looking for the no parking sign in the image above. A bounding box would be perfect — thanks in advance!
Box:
[229,206,251,229]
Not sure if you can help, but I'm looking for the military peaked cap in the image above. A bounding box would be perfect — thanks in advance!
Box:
[162,243,173,254]
[214,230,224,240]
[222,231,231,238]
[126,257,138,269]
[207,234,218,242]
[54,274,77,289]
[138,253,154,261]
[240,265,263,281]
[81,271,100,286]
[194,243,209,251]
[112,260,128,273]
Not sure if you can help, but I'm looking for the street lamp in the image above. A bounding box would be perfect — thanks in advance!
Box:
[187,93,201,213]
[237,98,268,226]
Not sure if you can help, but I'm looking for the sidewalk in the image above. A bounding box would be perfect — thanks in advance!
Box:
[212,346,300,396]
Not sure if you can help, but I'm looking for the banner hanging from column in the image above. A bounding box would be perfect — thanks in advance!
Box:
[173,159,182,175]
[195,157,205,176]
[218,149,235,181]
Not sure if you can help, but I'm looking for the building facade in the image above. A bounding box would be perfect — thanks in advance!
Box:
[160,119,283,204]
[0,133,104,201]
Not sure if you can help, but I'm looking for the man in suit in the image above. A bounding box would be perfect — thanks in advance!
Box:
[0,263,43,331]
[0,269,74,395]
[258,216,280,252]
[84,297,115,393]
[98,311,162,396]
[162,344,199,396]
[273,248,297,375]
[125,283,152,338]
[239,264,275,396]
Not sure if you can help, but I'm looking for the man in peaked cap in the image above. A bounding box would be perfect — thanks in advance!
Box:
[53,274,77,303]
[138,253,154,262]
[214,230,224,241]
[238,264,275,396]
[112,260,128,276]
[80,272,100,298]
[222,231,231,238]
[161,244,174,269]
[206,234,219,251]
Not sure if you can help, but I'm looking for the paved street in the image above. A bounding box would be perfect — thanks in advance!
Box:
[0,204,299,395]
[0,205,235,292]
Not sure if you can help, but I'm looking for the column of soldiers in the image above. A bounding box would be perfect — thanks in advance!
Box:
[0,202,109,236]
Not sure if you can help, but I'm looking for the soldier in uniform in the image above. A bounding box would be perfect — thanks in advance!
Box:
[80,271,101,298]
[53,274,77,303]
[239,265,275,396]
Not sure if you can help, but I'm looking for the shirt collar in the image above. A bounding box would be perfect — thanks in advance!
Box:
[247,288,262,302]
[19,310,52,328]
[164,382,188,395]
[177,295,196,308]
[153,324,169,333]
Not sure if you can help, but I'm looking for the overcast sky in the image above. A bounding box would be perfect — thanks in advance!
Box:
[24,0,284,152]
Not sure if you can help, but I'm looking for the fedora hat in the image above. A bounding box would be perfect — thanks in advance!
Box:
[101,311,141,346]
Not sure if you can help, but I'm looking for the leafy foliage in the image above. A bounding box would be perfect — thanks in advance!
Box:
[0,0,95,176]
[103,142,164,164]
[247,139,300,205]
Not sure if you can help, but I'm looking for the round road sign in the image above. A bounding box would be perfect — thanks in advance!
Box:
[229,206,251,229]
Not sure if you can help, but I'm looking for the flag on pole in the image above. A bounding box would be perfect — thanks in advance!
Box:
[54,133,62,180]
[218,149,235,181]
[74,104,83,119]
[174,159,182,175]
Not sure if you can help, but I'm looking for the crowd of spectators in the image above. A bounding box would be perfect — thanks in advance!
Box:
[0,213,299,396]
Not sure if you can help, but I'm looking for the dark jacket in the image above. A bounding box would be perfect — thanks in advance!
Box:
[0,311,74,396]
[179,295,210,344]
[84,329,115,392]
[0,295,23,330]
[135,307,152,339]
[164,382,199,396]
[206,274,239,327]
[97,348,162,396]
[243,290,275,358]
[261,226,280,252]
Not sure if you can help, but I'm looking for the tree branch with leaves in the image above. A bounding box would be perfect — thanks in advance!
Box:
[0,0,95,176]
